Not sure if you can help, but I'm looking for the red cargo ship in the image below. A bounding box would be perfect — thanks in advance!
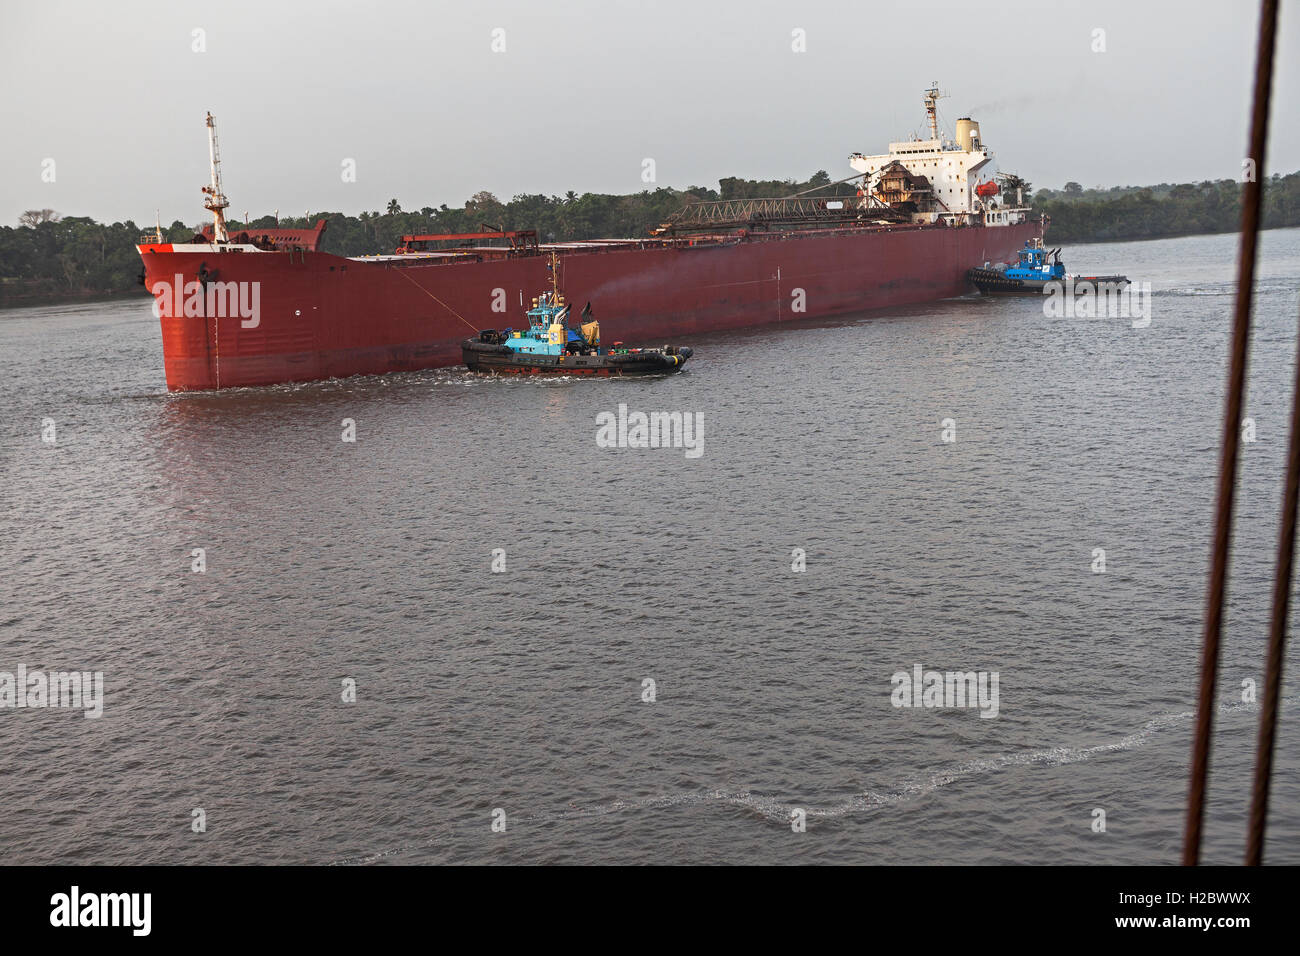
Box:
[140,92,1042,391]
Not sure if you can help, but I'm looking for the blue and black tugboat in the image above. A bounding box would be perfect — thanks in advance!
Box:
[967,239,1129,296]
[462,254,693,376]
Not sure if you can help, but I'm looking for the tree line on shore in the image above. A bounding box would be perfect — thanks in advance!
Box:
[1036,173,1300,242]
[2,169,1298,302]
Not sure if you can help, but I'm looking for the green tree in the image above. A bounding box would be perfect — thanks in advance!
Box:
[997,172,1031,202]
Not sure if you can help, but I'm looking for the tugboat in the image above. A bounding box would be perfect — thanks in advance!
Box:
[967,239,1129,296]
[462,254,693,376]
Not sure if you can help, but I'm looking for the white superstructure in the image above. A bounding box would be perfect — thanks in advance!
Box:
[849,84,1027,226]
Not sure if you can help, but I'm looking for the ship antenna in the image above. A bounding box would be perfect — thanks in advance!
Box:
[549,250,560,303]
[923,82,948,141]
[202,112,230,243]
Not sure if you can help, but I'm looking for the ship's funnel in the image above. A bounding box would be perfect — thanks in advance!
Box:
[955,117,980,151]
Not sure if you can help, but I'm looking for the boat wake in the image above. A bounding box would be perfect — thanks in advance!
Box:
[1155,286,1235,297]
[330,697,1279,864]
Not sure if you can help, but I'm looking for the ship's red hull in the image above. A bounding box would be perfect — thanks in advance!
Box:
[139,221,1040,391]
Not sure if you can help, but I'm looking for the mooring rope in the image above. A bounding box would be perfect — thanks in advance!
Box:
[392,265,483,334]
[1185,0,1279,866]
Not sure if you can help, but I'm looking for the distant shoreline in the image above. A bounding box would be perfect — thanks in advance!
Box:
[1049,223,1298,247]
[0,287,148,311]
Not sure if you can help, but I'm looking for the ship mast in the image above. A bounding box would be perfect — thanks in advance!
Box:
[548,250,561,303]
[202,111,230,242]
[923,82,948,141]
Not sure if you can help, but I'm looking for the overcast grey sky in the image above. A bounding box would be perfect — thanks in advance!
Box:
[2,0,1297,227]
